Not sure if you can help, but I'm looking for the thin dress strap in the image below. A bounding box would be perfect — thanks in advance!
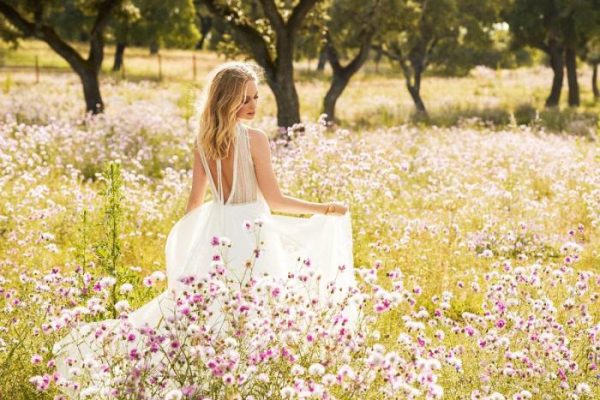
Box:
[197,124,240,205]
[216,160,224,203]
[197,147,219,202]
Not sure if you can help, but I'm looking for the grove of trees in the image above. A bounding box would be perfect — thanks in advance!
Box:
[0,0,599,126]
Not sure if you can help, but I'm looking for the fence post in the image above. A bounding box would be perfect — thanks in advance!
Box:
[192,54,197,81]
[35,55,39,84]
[157,54,162,81]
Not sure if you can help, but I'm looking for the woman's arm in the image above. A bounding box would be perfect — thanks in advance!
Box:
[249,128,347,216]
[184,148,208,214]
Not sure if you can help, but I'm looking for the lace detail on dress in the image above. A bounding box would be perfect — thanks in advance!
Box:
[198,122,258,205]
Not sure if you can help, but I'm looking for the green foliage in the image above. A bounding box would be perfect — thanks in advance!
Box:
[583,36,600,64]
[96,160,124,318]
[293,1,331,61]
[414,105,512,127]
[512,102,537,125]
[379,0,507,72]
[2,73,11,93]
[203,1,273,60]
[202,0,328,62]
[111,0,201,50]
[1,0,200,65]
[508,101,600,137]
[48,0,96,41]
[538,108,599,138]
[324,0,387,60]
[432,24,538,75]
[504,0,600,54]
[374,0,508,114]
[0,10,21,45]
[177,81,201,121]
[0,0,102,43]
[75,209,96,301]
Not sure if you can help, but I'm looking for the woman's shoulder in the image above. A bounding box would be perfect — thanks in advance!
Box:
[245,126,269,148]
[245,125,267,140]
[244,126,270,158]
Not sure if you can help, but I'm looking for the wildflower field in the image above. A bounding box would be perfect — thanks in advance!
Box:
[0,67,599,399]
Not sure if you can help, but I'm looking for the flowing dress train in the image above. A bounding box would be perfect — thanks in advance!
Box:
[52,122,356,389]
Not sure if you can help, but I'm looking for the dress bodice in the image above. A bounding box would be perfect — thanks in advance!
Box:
[197,123,258,205]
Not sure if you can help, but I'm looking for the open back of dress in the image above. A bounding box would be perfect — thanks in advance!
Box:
[197,122,258,205]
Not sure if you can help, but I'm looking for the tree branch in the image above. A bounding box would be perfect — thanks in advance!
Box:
[373,44,401,62]
[324,31,342,73]
[0,1,87,68]
[88,0,122,71]
[346,32,373,74]
[0,1,35,36]
[376,43,414,85]
[287,0,319,34]
[258,0,285,36]
[33,0,42,30]
[91,0,121,36]
[203,0,276,73]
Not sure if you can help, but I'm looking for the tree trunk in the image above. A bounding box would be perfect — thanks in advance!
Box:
[565,47,579,107]
[112,42,126,71]
[545,41,564,107]
[267,25,302,128]
[317,48,327,71]
[374,46,383,73]
[407,84,426,114]
[323,73,350,122]
[195,35,206,50]
[593,62,599,100]
[203,0,319,129]
[253,56,301,128]
[195,15,212,50]
[42,31,105,114]
[265,67,301,129]
[78,66,104,114]
[406,63,427,115]
[149,41,159,55]
[322,32,372,123]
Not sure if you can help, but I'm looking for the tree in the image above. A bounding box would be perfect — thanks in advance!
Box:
[322,0,387,122]
[584,37,600,100]
[376,0,505,115]
[194,8,213,50]
[202,0,321,128]
[505,0,600,107]
[0,8,20,46]
[0,0,122,114]
[109,0,200,71]
[110,2,141,71]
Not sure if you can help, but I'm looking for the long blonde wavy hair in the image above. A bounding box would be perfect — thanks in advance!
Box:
[195,61,261,160]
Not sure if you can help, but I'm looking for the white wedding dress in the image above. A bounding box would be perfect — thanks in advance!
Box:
[52,122,356,389]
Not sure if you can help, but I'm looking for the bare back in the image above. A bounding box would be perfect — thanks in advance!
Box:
[197,123,258,205]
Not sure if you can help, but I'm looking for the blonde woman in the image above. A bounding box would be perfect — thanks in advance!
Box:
[53,62,356,387]
[164,61,355,293]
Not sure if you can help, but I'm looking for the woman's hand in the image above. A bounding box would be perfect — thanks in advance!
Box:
[325,202,348,216]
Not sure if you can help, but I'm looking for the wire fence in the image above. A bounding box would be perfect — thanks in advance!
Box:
[0,53,214,83]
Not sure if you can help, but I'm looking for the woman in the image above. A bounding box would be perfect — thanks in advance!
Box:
[52,61,356,390]
[167,61,354,293]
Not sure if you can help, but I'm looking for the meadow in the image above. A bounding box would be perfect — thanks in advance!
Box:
[0,43,599,399]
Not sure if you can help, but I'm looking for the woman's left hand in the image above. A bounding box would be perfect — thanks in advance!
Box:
[328,202,348,216]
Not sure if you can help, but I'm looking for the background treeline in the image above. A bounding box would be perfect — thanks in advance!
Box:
[0,0,598,128]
